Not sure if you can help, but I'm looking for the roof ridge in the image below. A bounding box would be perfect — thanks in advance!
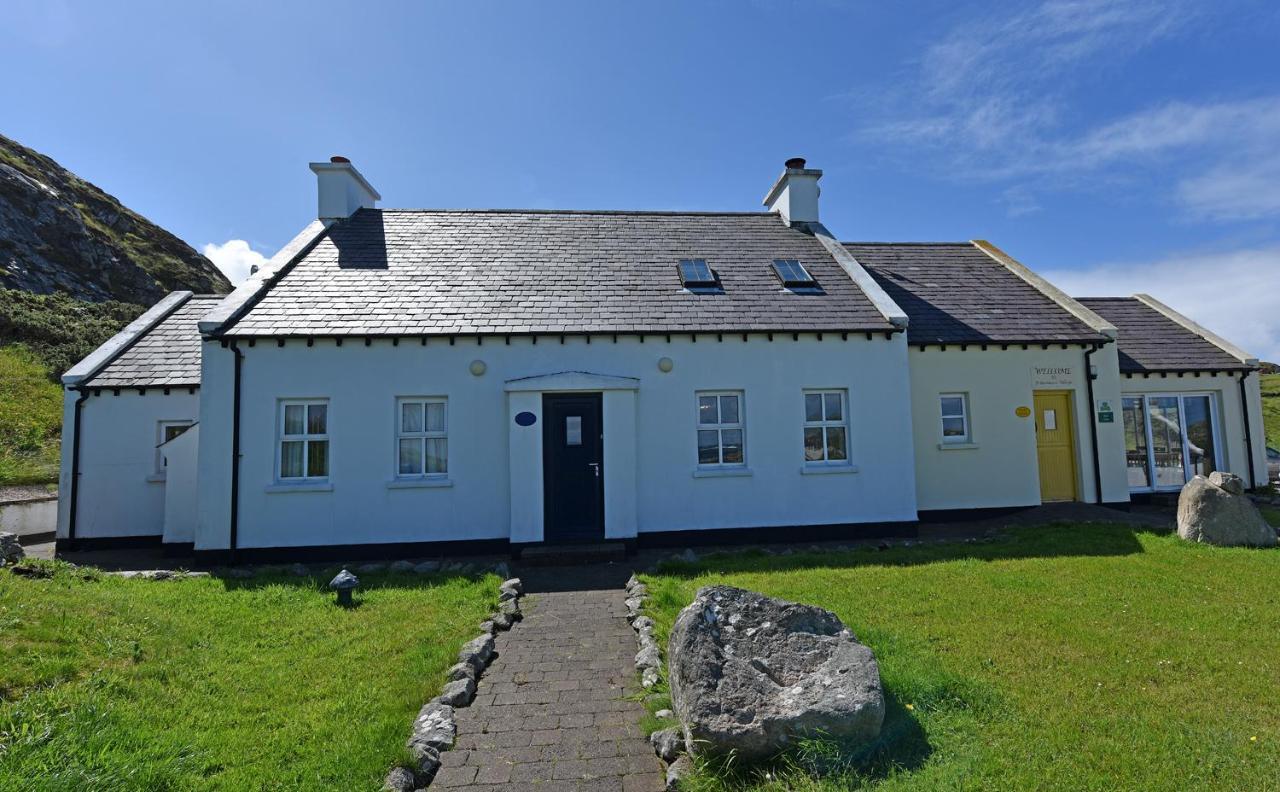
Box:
[840,241,974,247]
[367,208,778,217]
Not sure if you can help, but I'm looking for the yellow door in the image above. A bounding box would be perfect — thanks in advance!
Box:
[1034,391,1079,502]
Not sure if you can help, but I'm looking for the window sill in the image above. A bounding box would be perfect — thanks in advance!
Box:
[145,473,167,483]
[387,477,454,490]
[937,442,979,450]
[692,467,752,479]
[800,464,859,475]
[264,481,333,494]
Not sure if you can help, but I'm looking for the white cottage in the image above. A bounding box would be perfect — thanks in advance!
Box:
[55,158,1268,561]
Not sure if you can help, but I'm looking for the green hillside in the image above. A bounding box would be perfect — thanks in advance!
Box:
[1262,372,1279,451]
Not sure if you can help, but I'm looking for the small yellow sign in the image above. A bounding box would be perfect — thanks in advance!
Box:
[1015,406,1032,418]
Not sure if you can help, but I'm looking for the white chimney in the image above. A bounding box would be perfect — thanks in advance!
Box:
[762,157,821,226]
[308,156,381,224]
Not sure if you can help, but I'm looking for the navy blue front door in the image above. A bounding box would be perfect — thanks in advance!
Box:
[542,393,604,543]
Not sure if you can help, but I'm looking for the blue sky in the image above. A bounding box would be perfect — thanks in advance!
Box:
[3,1,1278,359]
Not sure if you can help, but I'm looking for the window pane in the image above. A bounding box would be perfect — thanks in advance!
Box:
[826,427,847,460]
[1183,396,1216,477]
[426,438,448,474]
[281,441,304,478]
[307,440,328,477]
[1149,396,1184,487]
[401,401,424,433]
[566,416,582,446]
[719,395,739,424]
[425,402,446,433]
[284,404,305,435]
[164,424,187,442]
[721,429,743,464]
[805,394,823,422]
[698,396,719,425]
[698,430,720,464]
[824,392,842,422]
[804,427,825,461]
[1123,397,1150,488]
[942,417,967,438]
[307,404,327,435]
[940,396,964,417]
[399,438,423,475]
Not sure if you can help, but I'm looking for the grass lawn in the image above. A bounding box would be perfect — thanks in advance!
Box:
[640,523,1280,791]
[0,562,497,790]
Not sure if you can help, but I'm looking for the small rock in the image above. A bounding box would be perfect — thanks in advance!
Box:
[389,560,415,573]
[457,633,495,671]
[633,615,655,632]
[478,619,496,634]
[490,611,515,631]
[410,702,455,751]
[655,709,673,719]
[445,662,476,683]
[499,599,521,619]
[413,560,441,574]
[141,570,174,580]
[437,677,476,708]
[635,645,661,671]
[625,573,641,591]
[383,766,416,792]
[650,727,684,763]
[356,562,386,574]
[0,533,25,565]
[500,577,523,595]
[498,588,519,602]
[665,755,693,790]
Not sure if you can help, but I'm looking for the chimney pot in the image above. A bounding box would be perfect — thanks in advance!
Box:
[784,157,807,170]
[330,155,350,164]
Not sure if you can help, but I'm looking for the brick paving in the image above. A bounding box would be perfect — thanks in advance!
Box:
[433,583,666,791]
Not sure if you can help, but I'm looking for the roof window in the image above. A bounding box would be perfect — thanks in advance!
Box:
[772,259,817,288]
[678,259,719,290]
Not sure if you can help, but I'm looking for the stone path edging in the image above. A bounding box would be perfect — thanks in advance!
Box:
[625,575,691,789]
[387,577,525,791]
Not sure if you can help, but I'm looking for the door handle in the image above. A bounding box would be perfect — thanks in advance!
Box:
[587,462,600,478]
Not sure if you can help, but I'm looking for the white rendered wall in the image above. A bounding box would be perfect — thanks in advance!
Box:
[907,344,1129,511]
[162,424,200,544]
[195,333,918,551]
[195,342,235,550]
[1120,371,1266,488]
[56,389,199,539]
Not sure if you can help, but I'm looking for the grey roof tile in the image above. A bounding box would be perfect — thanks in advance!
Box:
[222,210,896,336]
[848,242,1106,345]
[84,295,223,387]
[1075,297,1249,373]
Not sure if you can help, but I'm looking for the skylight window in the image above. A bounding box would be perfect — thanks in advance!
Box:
[679,259,718,289]
[772,259,816,287]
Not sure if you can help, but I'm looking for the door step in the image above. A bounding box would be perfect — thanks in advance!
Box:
[519,542,628,565]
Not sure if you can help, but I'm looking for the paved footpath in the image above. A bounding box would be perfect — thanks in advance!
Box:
[433,583,667,791]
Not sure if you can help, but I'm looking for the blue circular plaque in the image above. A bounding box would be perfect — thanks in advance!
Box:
[515,411,537,427]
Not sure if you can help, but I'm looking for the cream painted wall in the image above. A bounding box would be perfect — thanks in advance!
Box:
[907,344,1129,511]
[194,333,918,551]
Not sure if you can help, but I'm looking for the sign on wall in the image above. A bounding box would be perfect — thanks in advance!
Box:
[1097,400,1115,423]
[1032,365,1074,387]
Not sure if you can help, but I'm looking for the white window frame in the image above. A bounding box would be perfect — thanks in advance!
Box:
[803,389,851,466]
[939,393,971,444]
[277,399,330,481]
[395,397,448,478]
[1124,391,1222,493]
[154,420,193,476]
[695,391,746,468]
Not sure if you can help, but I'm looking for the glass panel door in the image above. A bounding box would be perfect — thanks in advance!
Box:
[1123,397,1151,489]
[1183,395,1217,477]
[1148,396,1185,488]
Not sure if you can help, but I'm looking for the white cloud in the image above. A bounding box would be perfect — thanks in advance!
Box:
[202,239,266,286]
[1041,245,1280,363]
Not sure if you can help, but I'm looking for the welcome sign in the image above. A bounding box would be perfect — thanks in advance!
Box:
[1032,365,1074,387]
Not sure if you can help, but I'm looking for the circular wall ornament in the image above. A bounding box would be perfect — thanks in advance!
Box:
[515,411,537,427]
[1015,406,1031,418]
[657,357,674,373]
[469,359,487,376]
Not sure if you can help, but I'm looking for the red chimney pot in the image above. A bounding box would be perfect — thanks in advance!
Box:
[784,157,806,170]
[330,155,351,164]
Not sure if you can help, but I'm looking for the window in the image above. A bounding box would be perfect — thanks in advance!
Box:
[803,390,848,464]
[678,259,718,289]
[939,394,970,444]
[397,398,447,477]
[1125,393,1220,492]
[154,421,192,474]
[696,391,744,467]
[772,259,816,287]
[279,400,329,480]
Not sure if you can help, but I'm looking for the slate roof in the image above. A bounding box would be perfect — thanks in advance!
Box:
[219,209,898,337]
[1076,298,1250,373]
[84,295,223,387]
[848,242,1107,345]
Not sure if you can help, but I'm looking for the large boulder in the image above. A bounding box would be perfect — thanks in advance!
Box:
[1178,473,1276,548]
[667,585,884,760]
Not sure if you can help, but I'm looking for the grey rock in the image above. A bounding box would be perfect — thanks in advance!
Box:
[633,615,655,632]
[140,570,174,580]
[635,644,661,671]
[626,573,641,591]
[498,599,521,619]
[457,633,495,671]
[410,702,455,751]
[651,727,684,762]
[490,611,515,631]
[655,708,674,719]
[478,619,496,634]
[0,533,24,565]
[356,562,386,574]
[665,755,693,790]
[1178,474,1276,547]
[383,766,416,792]
[389,560,415,573]
[625,596,643,618]
[500,577,523,595]
[642,666,660,689]
[1209,470,1245,496]
[413,560,440,574]
[445,662,476,683]
[498,587,518,602]
[667,585,885,760]
[437,677,476,707]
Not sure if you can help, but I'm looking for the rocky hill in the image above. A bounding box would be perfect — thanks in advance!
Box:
[0,133,230,303]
